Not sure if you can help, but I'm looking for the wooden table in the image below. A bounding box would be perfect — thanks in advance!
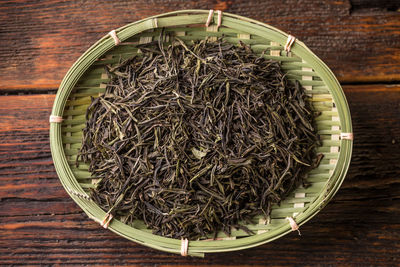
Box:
[1,1,399,265]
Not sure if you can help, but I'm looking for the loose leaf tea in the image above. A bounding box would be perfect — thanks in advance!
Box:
[77,33,321,239]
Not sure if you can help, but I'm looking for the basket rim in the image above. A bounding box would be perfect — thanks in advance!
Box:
[50,9,353,257]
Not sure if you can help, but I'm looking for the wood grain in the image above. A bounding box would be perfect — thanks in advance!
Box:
[0,0,399,91]
[0,84,399,265]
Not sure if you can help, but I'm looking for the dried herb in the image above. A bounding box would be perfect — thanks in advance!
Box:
[77,32,321,240]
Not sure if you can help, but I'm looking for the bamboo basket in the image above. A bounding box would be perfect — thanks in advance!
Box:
[50,10,353,257]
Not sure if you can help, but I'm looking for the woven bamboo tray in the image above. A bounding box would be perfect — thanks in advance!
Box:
[50,10,353,257]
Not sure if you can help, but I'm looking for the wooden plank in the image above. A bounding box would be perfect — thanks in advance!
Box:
[0,94,66,200]
[0,0,399,91]
[0,84,399,265]
[0,200,398,265]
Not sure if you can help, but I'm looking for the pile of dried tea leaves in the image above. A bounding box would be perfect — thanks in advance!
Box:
[78,33,321,239]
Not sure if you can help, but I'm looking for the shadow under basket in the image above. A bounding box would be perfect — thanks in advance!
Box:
[50,10,353,257]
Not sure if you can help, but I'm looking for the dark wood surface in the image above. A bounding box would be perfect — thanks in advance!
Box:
[1,1,399,266]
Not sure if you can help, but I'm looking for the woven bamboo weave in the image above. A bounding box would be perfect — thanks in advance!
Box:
[50,10,353,257]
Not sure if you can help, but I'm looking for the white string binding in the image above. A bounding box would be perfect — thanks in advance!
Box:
[284,35,296,53]
[152,18,158,28]
[108,30,121,45]
[49,115,63,123]
[205,9,222,30]
[340,132,354,140]
[205,9,214,27]
[101,213,113,229]
[180,238,189,256]
[286,217,301,235]
[216,10,222,29]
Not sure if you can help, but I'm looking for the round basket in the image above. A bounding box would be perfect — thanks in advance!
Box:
[50,10,353,257]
